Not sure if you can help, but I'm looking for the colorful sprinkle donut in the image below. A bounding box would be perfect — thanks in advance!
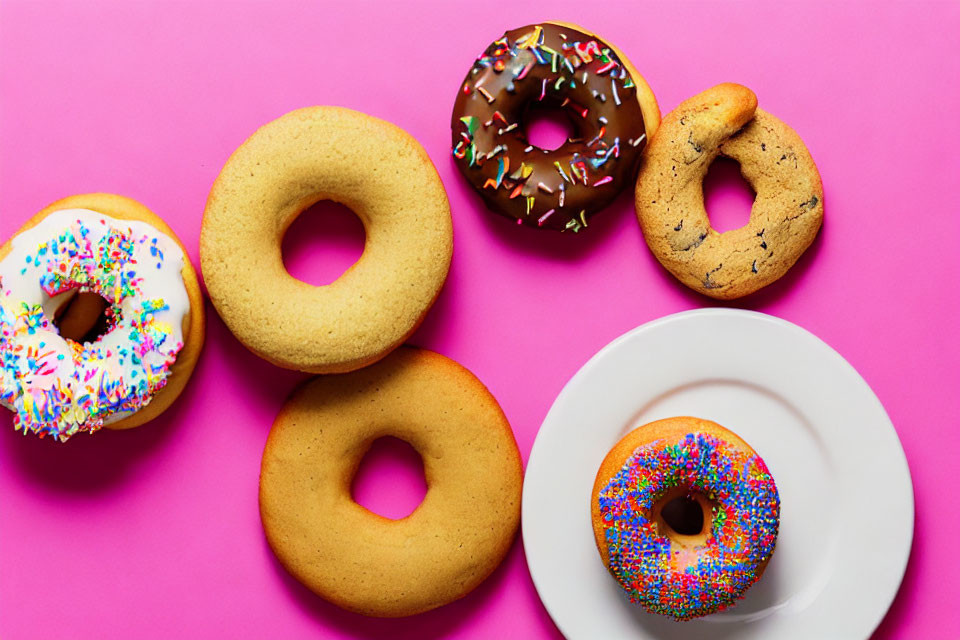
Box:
[591,417,780,620]
[0,194,204,441]
[451,22,659,232]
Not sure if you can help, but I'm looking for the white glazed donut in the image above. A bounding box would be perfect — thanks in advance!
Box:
[0,205,195,440]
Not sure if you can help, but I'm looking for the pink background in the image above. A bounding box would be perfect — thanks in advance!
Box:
[1,1,958,638]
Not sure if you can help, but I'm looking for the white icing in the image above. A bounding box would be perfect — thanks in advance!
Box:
[0,208,189,437]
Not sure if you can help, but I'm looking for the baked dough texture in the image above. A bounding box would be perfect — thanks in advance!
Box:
[259,347,523,617]
[635,83,823,299]
[201,107,453,373]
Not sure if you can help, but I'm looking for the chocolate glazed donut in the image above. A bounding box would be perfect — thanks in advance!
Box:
[451,23,658,232]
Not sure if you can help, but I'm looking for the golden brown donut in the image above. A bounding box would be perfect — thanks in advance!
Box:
[591,416,780,620]
[0,193,204,438]
[201,107,453,374]
[636,83,823,299]
[259,347,523,617]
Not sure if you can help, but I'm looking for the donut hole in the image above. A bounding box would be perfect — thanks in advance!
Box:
[281,200,366,286]
[660,495,706,537]
[52,288,114,344]
[351,437,427,520]
[522,103,577,151]
[702,157,756,233]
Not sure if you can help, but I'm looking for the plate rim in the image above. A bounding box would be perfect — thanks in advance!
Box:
[521,307,914,640]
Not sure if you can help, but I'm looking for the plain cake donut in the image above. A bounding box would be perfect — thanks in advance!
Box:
[259,347,523,617]
[201,107,453,373]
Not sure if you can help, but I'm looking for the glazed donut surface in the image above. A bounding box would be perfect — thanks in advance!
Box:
[452,22,659,232]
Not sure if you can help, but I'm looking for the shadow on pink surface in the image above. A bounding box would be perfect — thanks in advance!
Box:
[0,320,210,493]
[264,535,563,639]
[0,405,180,493]
[641,201,828,311]
[351,436,427,520]
[282,200,367,287]
[451,156,632,263]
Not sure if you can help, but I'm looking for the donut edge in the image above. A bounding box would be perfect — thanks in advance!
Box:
[546,20,661,141]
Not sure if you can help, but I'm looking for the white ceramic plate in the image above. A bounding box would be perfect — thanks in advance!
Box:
[522,309,913,640]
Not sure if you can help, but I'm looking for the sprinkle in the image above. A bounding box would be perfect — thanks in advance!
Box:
[597,433,780,620]
[537,209,556,226]
[459,116,479,134]
[593,176,613,187]
[537,182,554,194]
[516,26,542,50]
[612,79,621,105]
[477,86,495,103]
[0,215,185,441]
[630,133,647,147]
[596,61,617,75]
[495,156,509,187]
[554,161,572,183]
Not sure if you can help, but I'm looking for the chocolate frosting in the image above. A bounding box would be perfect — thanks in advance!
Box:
[451,23,647,232]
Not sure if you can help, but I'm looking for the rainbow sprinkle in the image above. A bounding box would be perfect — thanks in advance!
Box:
[0,211,187,441]
[598,433,780,620]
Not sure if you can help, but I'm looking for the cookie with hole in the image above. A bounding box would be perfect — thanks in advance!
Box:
[635,83,823,299]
